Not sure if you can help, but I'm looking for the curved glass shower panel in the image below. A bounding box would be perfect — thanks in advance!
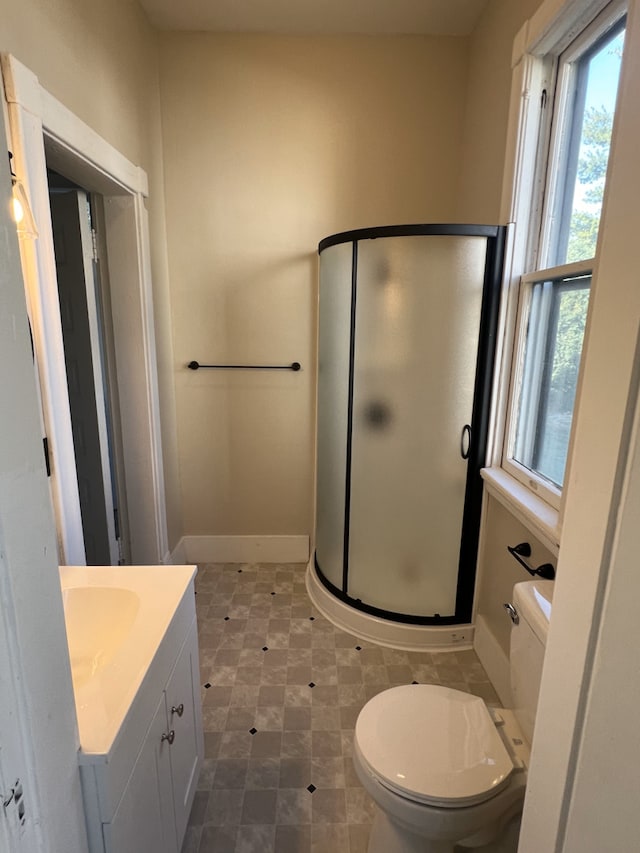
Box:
[315,240,353,589]
[347,235,488,617]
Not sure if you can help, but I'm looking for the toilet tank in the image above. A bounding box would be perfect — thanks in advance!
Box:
[509,580,554,744]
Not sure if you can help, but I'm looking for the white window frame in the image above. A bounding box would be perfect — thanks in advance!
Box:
[502,258,594,509]
[538,9,627,271]
[485,0,628,540]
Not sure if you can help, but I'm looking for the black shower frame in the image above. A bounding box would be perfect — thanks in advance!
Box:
[314,223,506,626]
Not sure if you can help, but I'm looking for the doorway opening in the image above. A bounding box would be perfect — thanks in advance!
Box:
[47,170,129,565]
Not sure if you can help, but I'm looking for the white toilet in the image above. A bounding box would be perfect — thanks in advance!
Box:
[353,580,553,853]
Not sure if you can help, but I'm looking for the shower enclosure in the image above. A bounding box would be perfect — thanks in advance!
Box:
[314,225,505,625]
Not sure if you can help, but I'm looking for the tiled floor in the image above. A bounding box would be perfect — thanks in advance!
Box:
[181,563,500,853]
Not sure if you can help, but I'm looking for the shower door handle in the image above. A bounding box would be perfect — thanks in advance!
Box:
[460,424,472,460]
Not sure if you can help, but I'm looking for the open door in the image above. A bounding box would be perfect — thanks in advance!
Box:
[49,188,121,565]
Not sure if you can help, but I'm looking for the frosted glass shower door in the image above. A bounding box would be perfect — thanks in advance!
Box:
[315,241,353,590]
[347,236,488,618]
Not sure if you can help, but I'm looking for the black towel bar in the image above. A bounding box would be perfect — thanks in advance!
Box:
[507,542,556,580]
[187,360,301,372]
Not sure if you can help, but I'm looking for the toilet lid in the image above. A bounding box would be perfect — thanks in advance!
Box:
[355,685,514,808]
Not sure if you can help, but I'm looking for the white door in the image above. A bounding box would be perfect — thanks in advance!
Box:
[49,190,119,565]
[0,590,39,853]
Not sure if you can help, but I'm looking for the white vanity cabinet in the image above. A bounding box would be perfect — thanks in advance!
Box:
[76,572,204,853]
[103,692,174,853]
[163,622,204,844]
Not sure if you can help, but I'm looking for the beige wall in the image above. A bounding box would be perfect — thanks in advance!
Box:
[477,496,556,656]
[0,0,183,549]
[0,0,550,563]
[1,0,154,166]
[456,0,543,222]
[457,0,547,649]
[159,33,470,537]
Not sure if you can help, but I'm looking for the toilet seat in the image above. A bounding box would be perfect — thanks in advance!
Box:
[354,685,515,809]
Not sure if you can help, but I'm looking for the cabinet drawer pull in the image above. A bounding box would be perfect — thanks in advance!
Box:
[171,703,184,718]
[161,730,175,745]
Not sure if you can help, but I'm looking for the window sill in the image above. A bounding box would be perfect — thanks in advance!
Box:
[480,466,560,556]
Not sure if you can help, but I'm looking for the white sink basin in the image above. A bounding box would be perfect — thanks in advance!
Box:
[63,587,140,688]
[59,564,196,755]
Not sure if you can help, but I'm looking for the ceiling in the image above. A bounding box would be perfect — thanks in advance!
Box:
[137,0,489,36]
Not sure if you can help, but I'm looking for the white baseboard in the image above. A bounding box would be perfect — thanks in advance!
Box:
[169,538,188,565]
[474,614,512,707]
[170,535,309,565]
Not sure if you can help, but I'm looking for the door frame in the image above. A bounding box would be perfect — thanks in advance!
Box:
[1,53,168,565]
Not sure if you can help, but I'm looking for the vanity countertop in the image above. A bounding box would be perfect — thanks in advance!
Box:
[59,564,197,756]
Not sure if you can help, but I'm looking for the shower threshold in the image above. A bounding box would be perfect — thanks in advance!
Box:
[306,560,474,653]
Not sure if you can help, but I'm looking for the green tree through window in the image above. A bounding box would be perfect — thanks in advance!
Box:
[567,106,614,262]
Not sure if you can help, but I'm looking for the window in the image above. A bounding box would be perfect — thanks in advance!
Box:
[503,4,626,506]
[542,15,626,270]
[512,271,590,490]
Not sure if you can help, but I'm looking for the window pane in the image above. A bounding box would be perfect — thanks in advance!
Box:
[554,24,625,265]
[513,276,590,487]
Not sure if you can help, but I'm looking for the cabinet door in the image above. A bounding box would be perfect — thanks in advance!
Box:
[165,621,204,846]
[104,693,176,853]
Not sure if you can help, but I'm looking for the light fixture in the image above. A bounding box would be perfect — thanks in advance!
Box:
[8,151,38,238]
